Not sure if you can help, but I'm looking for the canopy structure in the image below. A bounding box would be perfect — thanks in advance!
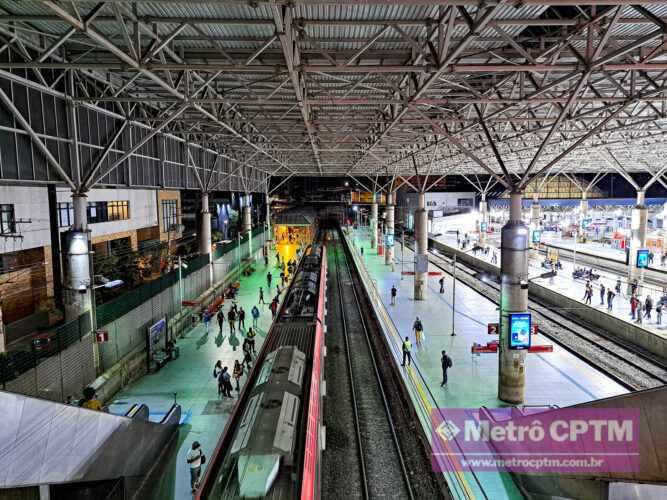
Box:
[1,2,667,191]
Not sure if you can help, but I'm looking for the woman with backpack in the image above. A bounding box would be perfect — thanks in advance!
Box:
[413,317,424,346]
[232,360,244,391]
[213,361,223,397]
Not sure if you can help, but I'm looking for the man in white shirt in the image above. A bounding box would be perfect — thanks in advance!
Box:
[186,441,205,492]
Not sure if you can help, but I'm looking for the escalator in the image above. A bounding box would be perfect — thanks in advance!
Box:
[0,391,181,500]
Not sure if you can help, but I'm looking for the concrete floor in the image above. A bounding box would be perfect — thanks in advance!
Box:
[107,244,297,499]
[348,227,628,500]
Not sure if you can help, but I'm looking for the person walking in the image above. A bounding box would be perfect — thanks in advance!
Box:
[233,360,243,391]
[259,287,265,304]
[615,278,622,295]
[439,277,445,294]
[216,309,225,334]
[186,442,205,493]
[361,246,364,256]
[251,305,260,328]
[644,296,653,321]
[391,285,397,305]
[607,289,615,311]
[228,307,236,333]
[657,302,663,325]
[238,307,246,331]
[203,310,211,334]
[264,253,269,266]
[401,336,412,367]
[267,271,273,288]
[413,317,424,346]
[630,279,638,297]
[242,338,253,369]
[599,283,606,305]
[491,251,498,265]
[214,361,224,397]
[247,327,257,354]
[270,297,278,318]
[441,350,452,387]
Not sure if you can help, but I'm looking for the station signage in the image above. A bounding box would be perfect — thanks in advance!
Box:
[581,218,592,229]
[508,312,532,350]
[95,330,109,343]
[385,234,394,247]
[531,230,541,244]
[480,222,488,232]
[636,248,650,269]
[487,323,499,335]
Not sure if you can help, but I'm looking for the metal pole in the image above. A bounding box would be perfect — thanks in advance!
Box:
[237,231,241,280]
[451,253,456,336]
[178,256,184,311]
[401,230,405,280]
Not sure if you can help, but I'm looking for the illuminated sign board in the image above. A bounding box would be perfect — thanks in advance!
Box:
[508,313,531,350]
[532,230,541,244]
[636,249,649,269]
[581,218,592,229]
[385,234,394,247]
[480,222,488,232]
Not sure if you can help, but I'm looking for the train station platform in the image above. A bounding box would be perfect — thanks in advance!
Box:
[345,228,628,500]
[434,233,667,338]
[105,249,289,499]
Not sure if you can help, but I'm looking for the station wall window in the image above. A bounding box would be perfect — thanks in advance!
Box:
[108,200,129,221]
[0,204,16,234]
[162,199,178,232]
[57,202,74,228]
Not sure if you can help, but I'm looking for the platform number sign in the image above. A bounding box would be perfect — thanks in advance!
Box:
[636,249,649,269]
[508,313,531,350]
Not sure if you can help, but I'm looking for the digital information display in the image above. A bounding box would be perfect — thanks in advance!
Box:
[385,234,394,247]
[480,222,488,232]
[636,248,649,269]
[581,218,592,229]
[532,230,541,244]
[508,313,531,350]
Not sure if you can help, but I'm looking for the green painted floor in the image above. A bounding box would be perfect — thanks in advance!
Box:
[108,247,294,499]
[346,227,627,500]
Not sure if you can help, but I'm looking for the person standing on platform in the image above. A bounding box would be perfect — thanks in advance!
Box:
[259,287,265,304]
[607,289,615,311]
[401,336,412,367]
[251,305,260,328]
[441,350,452,387]
[270,297,278,318]
[649,251,654,265]
[630,279,638,297]
[391,285,397,305]
[644,296,653,321]
[583,282,593,305]
[491,251,498,265]
[599,283,606,305]
[228,307,236,333]
[203,310,211,334]
[216,309,225,334]
[233,360,243,391]
[630,295,639,320]
[247,327,257,354]
[186,441,205,493]
[413,317,424,346]
[238,307,246,331]
[657,303,663,325]
[439,277,445,294]
[267,271,272,288]
[615,278,622,296]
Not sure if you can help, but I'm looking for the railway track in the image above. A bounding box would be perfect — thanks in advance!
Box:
[421,242,667,391]
[322,230,445,500]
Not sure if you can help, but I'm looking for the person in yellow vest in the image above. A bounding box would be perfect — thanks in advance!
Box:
[247,327,257,354]
[401,336,412,367]
[80,387,103,411]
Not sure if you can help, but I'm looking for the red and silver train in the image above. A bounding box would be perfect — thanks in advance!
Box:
[196,237,327,500]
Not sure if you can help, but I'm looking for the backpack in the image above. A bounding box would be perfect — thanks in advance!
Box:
[446,356,453,368]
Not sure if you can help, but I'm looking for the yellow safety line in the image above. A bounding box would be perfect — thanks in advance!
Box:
[343,231,477,500]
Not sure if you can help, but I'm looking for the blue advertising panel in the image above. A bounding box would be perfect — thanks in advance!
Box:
[636,248,649,269]
[581,218,592,229]
[509,313,531,350]
[480,222,488,232]
[532,230,541,244]
[385,233,394,247]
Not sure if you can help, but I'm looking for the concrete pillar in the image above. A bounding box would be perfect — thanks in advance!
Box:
[0,302,6,353]
[628,190,648,295]
[479,196,488,244]
[385,192,395,266]
[414,192,427,300]
[242,205,252,235]
[531,194,540,228]
[498,191,529,404]
[64,193,91,322]
[265,192,271,238]
[370,195,378,249]
[199,192,212,256]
